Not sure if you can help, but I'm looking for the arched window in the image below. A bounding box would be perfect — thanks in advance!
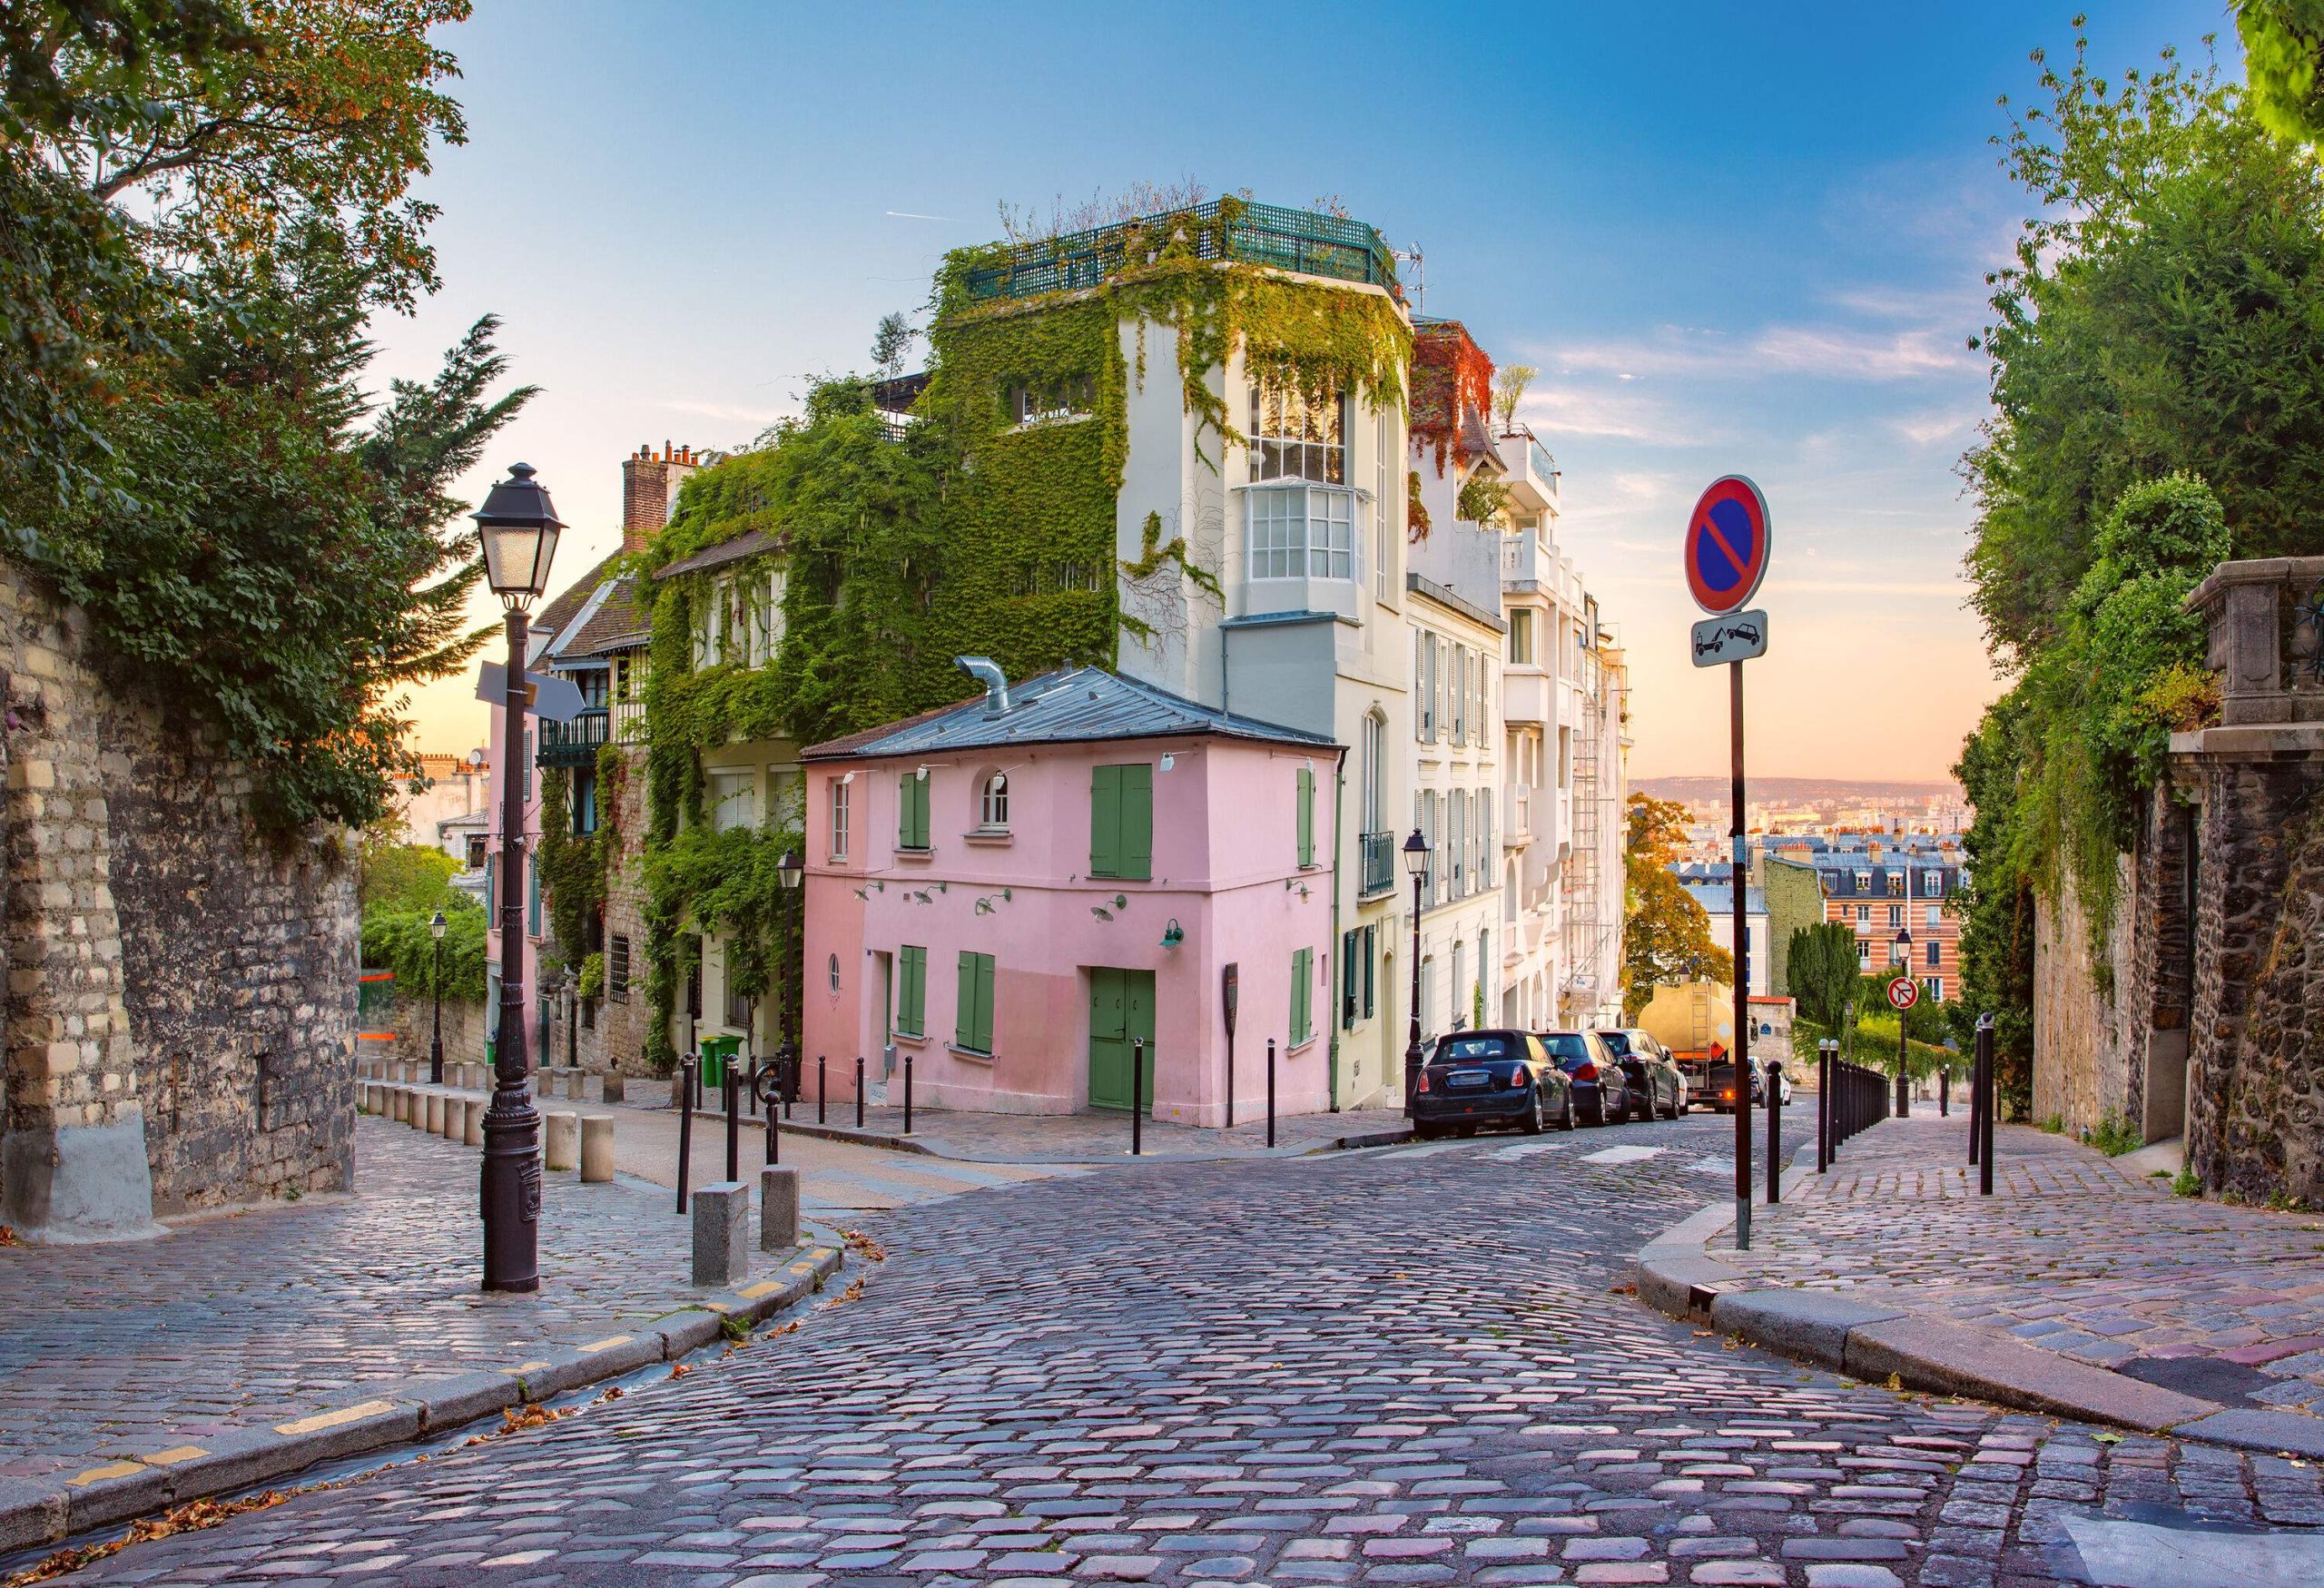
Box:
[980,772,1009,831]
[827,953,841,995]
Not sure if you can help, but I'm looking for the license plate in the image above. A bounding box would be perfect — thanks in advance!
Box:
[1449,1070,1488,1089]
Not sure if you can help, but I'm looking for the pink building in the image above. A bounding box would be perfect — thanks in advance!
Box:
[802,664,1344,1127]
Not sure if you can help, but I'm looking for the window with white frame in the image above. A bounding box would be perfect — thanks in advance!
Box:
[1011,373,1097,427]
[1925,902,1940,929]
[1249,379,1345,483]
[769,764,804,831]
[1510,608,1534,664]
[830,777,851,860]
[1362,712,1385,833]
[1451,646,1467,745]
[1246,482,1356,580]
[1374,409,1393,604]
[708,769,757,832]
[980,771,1009,831]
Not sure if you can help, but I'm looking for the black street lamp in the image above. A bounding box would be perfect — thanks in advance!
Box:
[428,909,448,1085]
[1402,827,1432,1112]
[776,851,803,1102]
[475,461,564,1295]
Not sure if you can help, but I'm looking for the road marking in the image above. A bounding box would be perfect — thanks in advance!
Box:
[1687,1156,1736,1175]
[67,1462,146,1486]
[1580,1145,1665,1165]
[271,1400,394,1436]
[1486,1141,1566,1160]
[578,1335,633,1354]
[141,1445,208,1466]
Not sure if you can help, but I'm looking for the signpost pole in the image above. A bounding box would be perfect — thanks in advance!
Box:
[1730,659,1750,1252]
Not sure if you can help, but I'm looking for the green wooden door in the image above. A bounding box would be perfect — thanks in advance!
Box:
[1087,966,1156,1112]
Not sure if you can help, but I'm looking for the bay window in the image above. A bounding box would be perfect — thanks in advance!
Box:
[1247,481,1356,580]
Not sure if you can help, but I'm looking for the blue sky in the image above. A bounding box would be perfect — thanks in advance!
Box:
[386,0,2240,781]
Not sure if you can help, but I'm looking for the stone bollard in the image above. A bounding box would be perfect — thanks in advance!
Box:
[581,1115,615,1183]
[388,1086,407,1124]
[462,1096,485,1148]
[600,1073,625,1105]
[438,1094,462,1140]
[759,1166,799,1252]
[544,1111,578,1171]
[424,1092,445,1135]
[691,1181,750,1288]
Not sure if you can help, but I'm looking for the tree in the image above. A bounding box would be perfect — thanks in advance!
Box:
[359,825,459,914]
[1787,922,1862,1031]
[1621,794,1735,1015]
[1492,363,1535,431]
[2238,0,2324,143]
[872,312,918,380]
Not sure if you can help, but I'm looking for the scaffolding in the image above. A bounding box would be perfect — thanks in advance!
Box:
[1563,642,1612,1021]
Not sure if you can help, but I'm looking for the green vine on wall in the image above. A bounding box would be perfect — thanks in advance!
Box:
[1118,508,1224,645]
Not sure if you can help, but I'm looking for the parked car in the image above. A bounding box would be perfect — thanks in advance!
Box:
[1537,1029,1631,1126]
[1701,1054,1766,1113]
[1412,1030,1576,1138]
[1594,1028,1687,1120]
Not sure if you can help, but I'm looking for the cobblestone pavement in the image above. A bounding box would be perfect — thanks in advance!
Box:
[1731,1116,2324,1415]
[34,1113,2324,1585]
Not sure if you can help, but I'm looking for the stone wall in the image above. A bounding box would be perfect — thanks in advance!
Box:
[2030,858,2133,1131]
[0,562,357,1238]
[384,988,490,1072]
[2185,750,2324,1202]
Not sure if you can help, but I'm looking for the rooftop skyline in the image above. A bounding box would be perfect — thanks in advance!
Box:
[381,0,2226,782]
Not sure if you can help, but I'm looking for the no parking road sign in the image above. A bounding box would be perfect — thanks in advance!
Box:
[1684,475,1772,616]
[1886,975,1920,1012]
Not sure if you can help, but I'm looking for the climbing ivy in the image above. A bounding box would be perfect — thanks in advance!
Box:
[631,196,1413,1070]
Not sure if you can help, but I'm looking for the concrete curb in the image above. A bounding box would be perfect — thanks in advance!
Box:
[1630,1162,2324,1455]
[0,1240,844,1556]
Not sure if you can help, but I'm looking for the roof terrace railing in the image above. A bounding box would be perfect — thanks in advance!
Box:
[959,201,1398,304]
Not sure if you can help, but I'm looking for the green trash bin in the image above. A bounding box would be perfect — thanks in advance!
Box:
[699,1034,741,1092]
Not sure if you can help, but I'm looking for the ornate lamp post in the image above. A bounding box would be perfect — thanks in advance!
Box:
[428,909,448,1085]
[475,462,563,1294]
[1402,827,1432,1111]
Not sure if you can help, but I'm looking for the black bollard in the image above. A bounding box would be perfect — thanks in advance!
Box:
[783,1045,796,1119]
[1816,1042,1830,1173]
[856,1055,865,1129]
[1131,1037,1145,1156]
[1266,1037,1277,1149]
[1939,1065,1950,1118]
[724,1062,740,1184]
[675,1057,697,1215]
[1766,1060,1782,1205]
[1976,1013,1996,1196]
[902,1051,914,1135]
[818,1054,828,1124]
[1968,1048,1983,1166]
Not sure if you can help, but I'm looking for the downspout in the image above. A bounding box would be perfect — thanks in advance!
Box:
[1327,745,1348,1112]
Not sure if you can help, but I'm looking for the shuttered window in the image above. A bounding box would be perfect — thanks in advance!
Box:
[897,773,931,850]
[1089,763,1153,880]
[1291,947,1314,1045]
[955,950,996,1053]
[895,945,927,1037]
[1295,765,1315,868]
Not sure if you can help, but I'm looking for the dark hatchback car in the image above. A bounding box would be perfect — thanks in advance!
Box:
[1702,1054,1766,1113]
[1537,1029,1631,1125]
[1412,1030,1576,1138]
[1593,1028,1686,1120]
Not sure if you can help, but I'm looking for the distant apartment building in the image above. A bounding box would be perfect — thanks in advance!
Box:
[1809,840,1964,1002]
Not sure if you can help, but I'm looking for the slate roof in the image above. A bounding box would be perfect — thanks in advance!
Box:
[654,528,780,581]
[1683,883,1768,918]
[566,574,648,656]
[530,554,621,646]
[1812,857,1959,899]
[803,666,1340,762]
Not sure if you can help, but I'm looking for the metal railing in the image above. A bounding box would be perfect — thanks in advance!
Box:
[1817,1043,1889,1170]
[1358,830,1396,896]
[537,707,609,768]
[960,200,1398,303]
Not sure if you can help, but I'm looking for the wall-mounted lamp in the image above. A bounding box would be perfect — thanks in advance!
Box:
[1160,753,1176,773]
[1112,893,1128,910]
[915,765,929,781]
[1160,918,1185,949]
[841,770,855,784]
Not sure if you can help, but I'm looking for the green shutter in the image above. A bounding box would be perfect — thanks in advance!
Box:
[974,952,995,1053]
[955,949,974,1047]
[900,773,915,848]
[1090,765,1121,876]
[898,945,925,1037]
[1296,766,1315,868]
[1292,947,1312,1044]
[1121,764,1152,880]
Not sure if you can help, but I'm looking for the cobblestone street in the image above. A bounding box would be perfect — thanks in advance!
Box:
[25,1112,2324,1585]
[1729,1118,2324,1415]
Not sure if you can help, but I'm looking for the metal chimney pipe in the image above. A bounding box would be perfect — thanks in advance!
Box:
[955,656,1009,715]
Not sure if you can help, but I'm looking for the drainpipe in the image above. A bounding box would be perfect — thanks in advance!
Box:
[1327,752,1346,1112]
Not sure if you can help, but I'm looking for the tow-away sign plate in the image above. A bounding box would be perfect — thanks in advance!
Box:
[1691,609,1768,667]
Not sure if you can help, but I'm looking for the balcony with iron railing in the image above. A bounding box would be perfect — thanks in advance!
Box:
[1359,830,1397,897]
[537,707,609,768]
[959,201,1399,305]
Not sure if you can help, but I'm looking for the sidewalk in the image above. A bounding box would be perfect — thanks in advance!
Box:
[1635,1112,2324,1457]
[754,1095,1413,1162]
[0,1118,842,1555]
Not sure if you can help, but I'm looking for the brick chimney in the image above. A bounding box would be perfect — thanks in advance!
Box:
[621,441,700,553]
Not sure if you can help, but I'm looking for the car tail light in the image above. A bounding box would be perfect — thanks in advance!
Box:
[1573,1062,1598,1081]
[1416,1069,1432,1094]
[1506,1066,1530,1089]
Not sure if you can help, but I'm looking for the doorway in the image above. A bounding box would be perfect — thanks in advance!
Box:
[1088,967,1155,1112]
